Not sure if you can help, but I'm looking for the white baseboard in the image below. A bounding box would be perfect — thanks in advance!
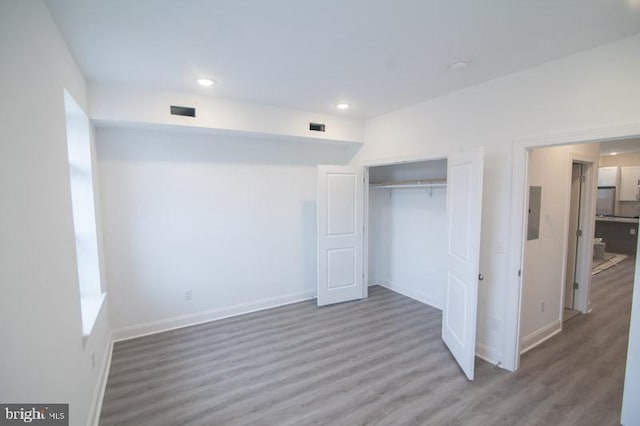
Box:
[374,281,443,311]
[476,342,502,367]
[111,290,316,342]
[89,335,113,426]
[520,319,562,355]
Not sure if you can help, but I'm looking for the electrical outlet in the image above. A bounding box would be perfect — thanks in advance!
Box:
[184,290,192,301]
[540,300,545,312]
[630,228,636,236]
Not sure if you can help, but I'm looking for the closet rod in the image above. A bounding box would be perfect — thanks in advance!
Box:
[369,178,447,189]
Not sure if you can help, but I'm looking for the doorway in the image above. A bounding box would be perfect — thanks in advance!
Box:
[507,132,640,424]
[519,145,598,355]
[367,158,448,312]
[316,149,485,380]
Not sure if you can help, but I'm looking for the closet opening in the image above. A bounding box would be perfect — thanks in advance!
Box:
[367,159,448,311]
[316,148,484,379]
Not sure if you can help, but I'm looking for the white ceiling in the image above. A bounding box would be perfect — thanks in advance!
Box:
[46,0,640,118]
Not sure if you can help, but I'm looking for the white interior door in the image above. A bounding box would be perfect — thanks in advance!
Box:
[565,163,583,310]
[443,148,484,380]
[317,165,364,306]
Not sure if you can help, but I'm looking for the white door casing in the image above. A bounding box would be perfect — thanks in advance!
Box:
[317,165,364,306]
[442,148,484,380]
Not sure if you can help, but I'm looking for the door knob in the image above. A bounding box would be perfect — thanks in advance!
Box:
[478,274,484,281]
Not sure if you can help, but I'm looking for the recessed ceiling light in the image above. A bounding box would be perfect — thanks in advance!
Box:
[336,103,350,110]
[197,78,215,87]
[448,60,469,70]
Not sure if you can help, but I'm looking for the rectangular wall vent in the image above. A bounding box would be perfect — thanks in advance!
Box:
[309,122,325,132]
[170,105,196,117]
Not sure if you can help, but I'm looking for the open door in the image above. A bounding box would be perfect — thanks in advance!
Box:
[564,163,584,312]
[317,165,364,306]
[442,148,484,380]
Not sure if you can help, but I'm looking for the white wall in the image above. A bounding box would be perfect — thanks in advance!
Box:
[356,34,640,364]
[96,127,356,338]
[520,144,599,351]
[0,2,111,425]
[622,245,640,425]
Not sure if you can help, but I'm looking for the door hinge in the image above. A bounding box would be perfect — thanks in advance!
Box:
[580,175,586,183]
[576,229,583,237]
[573,282,579,290]
[517,270,521,277]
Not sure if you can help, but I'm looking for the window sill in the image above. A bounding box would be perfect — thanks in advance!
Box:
[81,293,106,338]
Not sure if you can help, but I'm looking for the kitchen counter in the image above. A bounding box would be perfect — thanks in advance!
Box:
[595,218,638,255]
[596,216,639,224]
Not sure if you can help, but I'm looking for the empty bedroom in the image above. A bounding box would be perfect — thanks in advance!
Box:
[2,1,640,425]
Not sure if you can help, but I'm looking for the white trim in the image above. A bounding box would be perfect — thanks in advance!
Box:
[363,166,370,299]
[374,281,443,311]
[111,290,315,342]
[504,146,528,371]
[505,121,640,372]
[476,342,501,366]
[88,335,113,426]
[519,319,562,355]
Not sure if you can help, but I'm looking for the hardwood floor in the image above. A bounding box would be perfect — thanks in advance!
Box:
[100,259,635,425]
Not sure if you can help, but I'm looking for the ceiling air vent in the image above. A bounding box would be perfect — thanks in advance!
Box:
[170,105,196,117]
[309,122,325,132]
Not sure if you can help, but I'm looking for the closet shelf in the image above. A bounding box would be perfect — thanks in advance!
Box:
[370,178,447,189]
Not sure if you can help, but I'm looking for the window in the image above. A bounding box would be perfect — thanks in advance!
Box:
[64,90,105,336]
